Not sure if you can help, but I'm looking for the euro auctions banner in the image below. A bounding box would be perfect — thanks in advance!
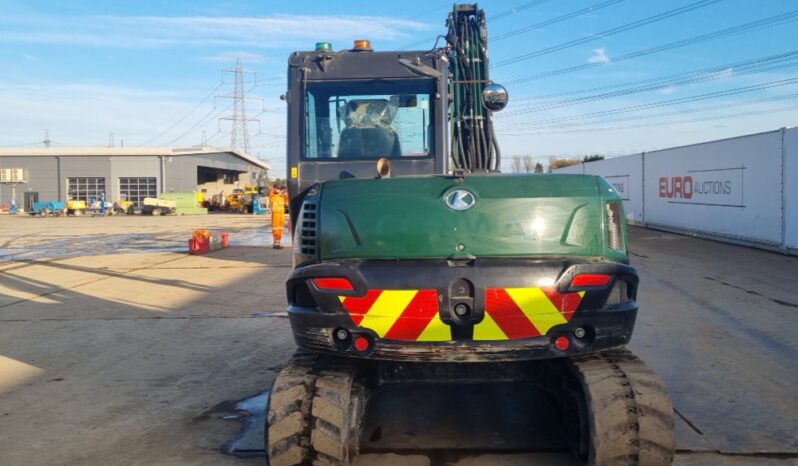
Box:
[657,167,743,208]
[784,128,798,252]
[644,130,784,246]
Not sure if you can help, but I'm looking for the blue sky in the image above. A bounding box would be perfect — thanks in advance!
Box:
[1,0,797,175]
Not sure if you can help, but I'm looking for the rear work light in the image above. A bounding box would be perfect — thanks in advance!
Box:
[312,277,354,291]
[606,280,630,306]
[571,273,612,287]
[606,200,626,252]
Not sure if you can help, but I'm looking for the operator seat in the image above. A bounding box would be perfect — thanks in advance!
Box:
[337,99,402,159]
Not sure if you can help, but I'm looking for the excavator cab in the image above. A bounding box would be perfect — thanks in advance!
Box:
[284,41,449,226]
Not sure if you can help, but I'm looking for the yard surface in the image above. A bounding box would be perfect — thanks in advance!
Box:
[0,215,795,465]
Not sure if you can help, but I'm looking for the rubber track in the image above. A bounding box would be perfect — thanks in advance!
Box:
[267,352,360,466]
[568,348,675,466]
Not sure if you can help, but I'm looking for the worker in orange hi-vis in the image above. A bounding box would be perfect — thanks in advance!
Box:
[268,185,288,249]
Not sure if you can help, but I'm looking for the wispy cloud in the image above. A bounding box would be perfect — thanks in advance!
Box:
[657,85,677,95]
[1,81,179,99]
[0,80,287,151]
[0,14,433,49]
[711,67,735,80]
[0,82,188,144]
[201,51,269,63]
[588,48,611,64]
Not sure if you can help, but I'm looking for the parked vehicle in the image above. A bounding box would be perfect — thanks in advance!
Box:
[66,200,87,216]
[114,200,136,215]
[141,197,176,216]
[29,201,66,217]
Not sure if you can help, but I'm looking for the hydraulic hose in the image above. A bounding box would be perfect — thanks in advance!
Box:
[446,5,502,172]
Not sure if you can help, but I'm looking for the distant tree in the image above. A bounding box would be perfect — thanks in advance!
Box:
[510,157,523,173]
[534,162,544,173]
[583,154,605,163]
[270,177,287,187]
[548,157,582,172]
[523,156,534,173]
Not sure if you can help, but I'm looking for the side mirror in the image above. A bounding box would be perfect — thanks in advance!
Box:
[482,83,509,112]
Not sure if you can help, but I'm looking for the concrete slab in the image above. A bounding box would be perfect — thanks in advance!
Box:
[628,228,798,455]
[0,217,796,465]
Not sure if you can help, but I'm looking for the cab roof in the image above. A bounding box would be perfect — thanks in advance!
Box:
[289,49,442,81]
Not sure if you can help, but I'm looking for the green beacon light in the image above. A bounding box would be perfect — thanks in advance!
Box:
[315,42,333,52]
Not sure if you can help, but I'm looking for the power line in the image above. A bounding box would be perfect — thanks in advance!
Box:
[499,51,798,116]
[0,141,42,148]
[499,93,798,135]
[493,0,626,42]
[497,102,798,137]
[512,50,798,102]
[138,80,222,146]
[497,91,798,133]
[494,0,722,68]
[165,103,229,146]
[402,0,555,49]
[542,91,798,130]
[499,76,798,129]
[501,8,798,84]
[489,0,557,22]
[207,130,230,146]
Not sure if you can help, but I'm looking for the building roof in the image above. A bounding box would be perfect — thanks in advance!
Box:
[0,146,270,170]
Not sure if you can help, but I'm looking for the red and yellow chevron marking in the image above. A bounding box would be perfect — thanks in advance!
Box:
[474,287,585,341]
[339,289,450,341]
[340,287,584,342]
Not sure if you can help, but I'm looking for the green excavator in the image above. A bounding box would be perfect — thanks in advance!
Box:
[267,4,675,465]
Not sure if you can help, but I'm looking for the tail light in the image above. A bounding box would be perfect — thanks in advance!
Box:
[606,200,625,252]
[312,277,354,291]
[571,273,612,287]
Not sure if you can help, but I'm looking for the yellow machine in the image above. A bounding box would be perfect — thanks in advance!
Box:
[115,200,135,214]
[66,200,87,216]
[225,189,247,213]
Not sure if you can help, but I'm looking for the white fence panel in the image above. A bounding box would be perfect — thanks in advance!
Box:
[784,127,798,252]
[554,164,584,174]
[582,155,644,224]
[643,130,784,246]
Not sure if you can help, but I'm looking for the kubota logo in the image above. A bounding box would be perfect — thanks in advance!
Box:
[444,189,476,211]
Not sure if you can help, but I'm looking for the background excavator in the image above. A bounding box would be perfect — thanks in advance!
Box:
[267,4,675,465]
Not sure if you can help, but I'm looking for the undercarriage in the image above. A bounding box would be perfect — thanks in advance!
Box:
[266,349,675,466]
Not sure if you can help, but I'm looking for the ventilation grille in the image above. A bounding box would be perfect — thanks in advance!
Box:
[300,201,318,256]
[606,200,625,251]
[607,280,629,306]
